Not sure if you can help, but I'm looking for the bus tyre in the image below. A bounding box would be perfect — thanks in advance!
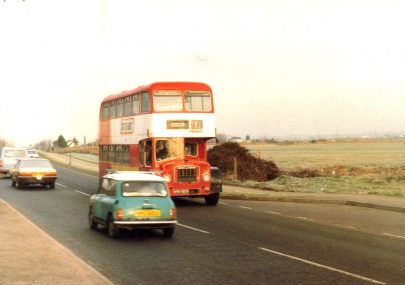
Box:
[204,193,220,206]
[163,227,175,238]
[107,215,120,238]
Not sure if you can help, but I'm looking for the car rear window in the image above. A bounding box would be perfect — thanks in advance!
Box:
[4,150,26,157]
[21,160,52,168]
[121,181,167,197]
[15,150,26,157]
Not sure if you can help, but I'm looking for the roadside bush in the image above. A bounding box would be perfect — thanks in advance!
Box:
[208,142,279,181]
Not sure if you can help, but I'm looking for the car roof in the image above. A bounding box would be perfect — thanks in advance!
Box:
[18,158,49,162]
[103,171,165,182]
[1,146,26,150]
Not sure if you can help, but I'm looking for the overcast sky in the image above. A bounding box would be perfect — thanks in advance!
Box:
[1,0,404,146]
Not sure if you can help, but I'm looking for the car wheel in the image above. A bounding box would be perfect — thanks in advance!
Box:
[11,180,16,187]
[163,227,175,238]
[88,209,98,230]
[204,193,220,206]
[49,182,55,189]
[16,181,23,190]
[107,215,120,238]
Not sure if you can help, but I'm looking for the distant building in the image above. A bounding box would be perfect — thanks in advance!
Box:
[66,139,78,148]
[228,136,243,143]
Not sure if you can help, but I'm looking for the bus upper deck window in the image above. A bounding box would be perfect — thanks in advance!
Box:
[123,97,132,117]
[132,94,140,115]
[116,99,123,118]
[109,101,116,119]
[103,103,109,120]
[141,92,150,113]
[153,90,182,111]
[185,91,212,111]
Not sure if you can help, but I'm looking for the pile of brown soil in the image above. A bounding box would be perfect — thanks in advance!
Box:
[208,142,279,181]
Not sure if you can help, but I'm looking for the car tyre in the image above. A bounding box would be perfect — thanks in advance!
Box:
[88,209,98,230]
[204,193,220,206]
[107,215,120,238]
[11,180,16,187]
[49,182,55,189]
[163,227,175,238]
[16,181,23,190]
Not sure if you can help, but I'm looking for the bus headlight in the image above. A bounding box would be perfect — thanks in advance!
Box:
[163,174,171,183]
[202,173,210,182]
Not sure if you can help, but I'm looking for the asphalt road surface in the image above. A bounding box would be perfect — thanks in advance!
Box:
[1,165,405,285]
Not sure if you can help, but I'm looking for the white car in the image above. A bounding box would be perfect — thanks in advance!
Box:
[26,149,39,158]
[0,147,28,176]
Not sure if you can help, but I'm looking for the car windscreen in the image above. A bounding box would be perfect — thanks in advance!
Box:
[121,181,167,197]
[20,160,52,168]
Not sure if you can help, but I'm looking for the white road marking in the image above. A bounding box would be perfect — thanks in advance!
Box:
[238,206,253,210]
[265,211,281,215]
[56,183,67,188]
[177,223,210,234]
[74,190,91,197]
[297,216,314,221]
[219,202,229,206]
[345,226,357,229]
[382,233,405,239]
[258,247,386,284]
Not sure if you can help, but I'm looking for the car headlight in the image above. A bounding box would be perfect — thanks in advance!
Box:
[202,173,210,182]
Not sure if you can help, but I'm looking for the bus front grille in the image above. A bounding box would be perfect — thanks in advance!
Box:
[177,167,197,182]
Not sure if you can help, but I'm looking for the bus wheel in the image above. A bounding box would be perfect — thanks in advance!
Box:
[204,193,219,206]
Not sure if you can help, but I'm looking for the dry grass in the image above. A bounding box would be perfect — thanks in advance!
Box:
[242,141,405,196]
[52,146,98,155]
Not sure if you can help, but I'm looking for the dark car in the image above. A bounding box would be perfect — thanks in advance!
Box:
[10,158,58,189]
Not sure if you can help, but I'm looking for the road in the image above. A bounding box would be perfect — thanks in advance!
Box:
[1,165,405,284]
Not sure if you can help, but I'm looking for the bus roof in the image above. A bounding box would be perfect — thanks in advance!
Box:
[101,82,212,104]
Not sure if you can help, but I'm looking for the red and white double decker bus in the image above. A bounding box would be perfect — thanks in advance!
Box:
[99,82,222,205]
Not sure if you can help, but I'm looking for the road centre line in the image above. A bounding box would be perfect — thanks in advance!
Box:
[74,190,91,197]
[258,247,386,284]
[177,223,210,234]
[345,226,357,229]
[56,183,67,188]
[265,211,281,215]
[238,206,253,210]
[297,216,313,221]
[382,233,405,239]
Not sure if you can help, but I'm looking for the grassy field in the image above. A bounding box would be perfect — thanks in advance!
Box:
[240,141,405,197]
[247,142,405,169]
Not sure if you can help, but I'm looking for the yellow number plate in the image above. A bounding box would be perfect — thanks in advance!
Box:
[134,210,161,217]
[33,173,43,180]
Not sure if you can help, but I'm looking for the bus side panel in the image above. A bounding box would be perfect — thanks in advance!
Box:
[129,144,140,167]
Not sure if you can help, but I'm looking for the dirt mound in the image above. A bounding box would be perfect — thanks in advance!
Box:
[208,142,279,181]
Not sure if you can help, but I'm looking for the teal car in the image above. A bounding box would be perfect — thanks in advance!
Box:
[89,171,177,238]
